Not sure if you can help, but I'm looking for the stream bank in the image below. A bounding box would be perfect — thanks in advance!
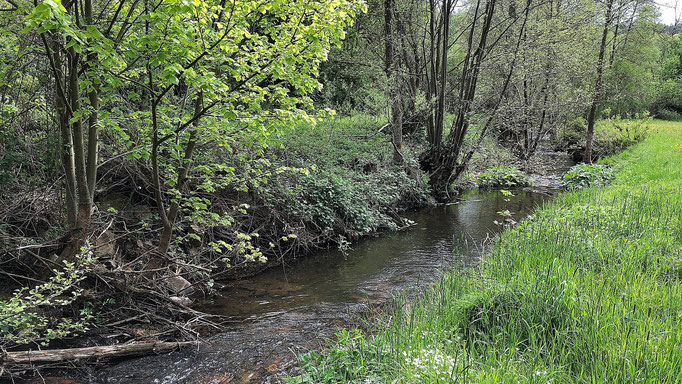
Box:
[9,118,572,383]
[286,120,682,384]
[57,185,562,383]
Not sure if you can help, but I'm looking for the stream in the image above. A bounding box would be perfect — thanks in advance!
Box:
[68,185,562,384]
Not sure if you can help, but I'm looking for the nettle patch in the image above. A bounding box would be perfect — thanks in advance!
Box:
[478,166,530,188]
[562,164,614,190]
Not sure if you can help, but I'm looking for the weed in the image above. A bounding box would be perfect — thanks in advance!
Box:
[478,166,530,188]
[562,163,614,190]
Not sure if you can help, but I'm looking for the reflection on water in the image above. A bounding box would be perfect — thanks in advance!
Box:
[90,189,555,384]
[203,190,552,321]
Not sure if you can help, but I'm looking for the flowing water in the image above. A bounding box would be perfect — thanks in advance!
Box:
[74,185,564,384]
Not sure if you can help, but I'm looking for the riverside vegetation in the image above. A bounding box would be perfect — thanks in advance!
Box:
[287,120,682,383]
[1,0,681,379]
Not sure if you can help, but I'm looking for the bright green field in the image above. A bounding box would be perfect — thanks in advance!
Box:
[287,120,682,384]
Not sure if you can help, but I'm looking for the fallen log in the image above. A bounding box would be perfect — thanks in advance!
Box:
[1,341,195,365]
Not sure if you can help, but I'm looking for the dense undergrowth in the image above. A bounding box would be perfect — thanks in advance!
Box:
[287,120,682,384]
[557,114,652,162]
[264,114,429,239]
[0,113,430,349]
[181,113,430,276]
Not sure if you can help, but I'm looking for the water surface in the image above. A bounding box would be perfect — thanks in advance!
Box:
[89,189,554,383]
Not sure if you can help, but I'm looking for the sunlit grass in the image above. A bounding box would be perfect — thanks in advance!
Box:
[287,120,682,384]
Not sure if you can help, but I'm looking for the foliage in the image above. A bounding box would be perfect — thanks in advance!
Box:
[289,329,387,383]
[562,163,614,190]
[0,249,95,347]
[1,0,681,359]
[653,34,682,118]
[478,165,530,188]
[263,115,428,240]
[601,5,661,116]
[287,120,682,383]
[558,115,651,161]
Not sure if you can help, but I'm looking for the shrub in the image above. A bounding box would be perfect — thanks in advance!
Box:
[478,166,530,188]
[594,114,651,156]
[562,164,614,190]
[557,115,651,161]
[260,115,429,246]
[0,250,94,348]
[656,108,682,121]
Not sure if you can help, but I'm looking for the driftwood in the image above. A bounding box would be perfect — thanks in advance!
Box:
[1,341,195,365]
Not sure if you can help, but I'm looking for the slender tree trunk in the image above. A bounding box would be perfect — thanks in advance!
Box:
[67,44,93,258]
[85,0,100,201]
[426,0,438,148]
[53,44,78,227]
[609,0,623,66]
[150,104,172,256]
[157,93,203,254]
[429,0,495,193]
[584,0,614,164]
[620,1,640,56]
[384,0,403,164]
[391,97,404,163]
[435,0,451,153]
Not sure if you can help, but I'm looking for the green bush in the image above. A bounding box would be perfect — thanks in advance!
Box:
[261,115,428,243]
[557,116,651,161]
[562,164,614,190]
[656,108,682,121]
[560,117,587,142]
[478,166,530,188]
[0,250,94,348]
[594,114,651,155]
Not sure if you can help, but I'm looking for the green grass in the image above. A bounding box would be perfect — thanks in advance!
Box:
[287,120,682,384]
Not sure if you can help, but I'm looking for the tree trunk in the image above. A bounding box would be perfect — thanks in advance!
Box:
[85,0,100,202]
[391,96,404,164]
[66,44,93,259]
[1,342,194,365]
[384,0,403,164]
[584,0,614,164]
[429,0,496,194]
[52,43,78,227]
[157,93,203,254]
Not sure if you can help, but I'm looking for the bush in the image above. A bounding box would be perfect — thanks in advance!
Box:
[557,115,651,162]
[656,108,682,121]
[594,114,651,155]
[562,164,614,190]
[0,251,94,348]
[478,166,530,188]
[259,115,429,247]
[560,117,587,142]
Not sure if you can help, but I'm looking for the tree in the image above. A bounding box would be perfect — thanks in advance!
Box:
[384,0,404,164]
[584,0,616,164]
[488,0,595,160]
[20,0,365,266]
[422,0,506,194]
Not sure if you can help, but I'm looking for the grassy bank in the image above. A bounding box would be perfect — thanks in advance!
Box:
[288,120,682,383]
